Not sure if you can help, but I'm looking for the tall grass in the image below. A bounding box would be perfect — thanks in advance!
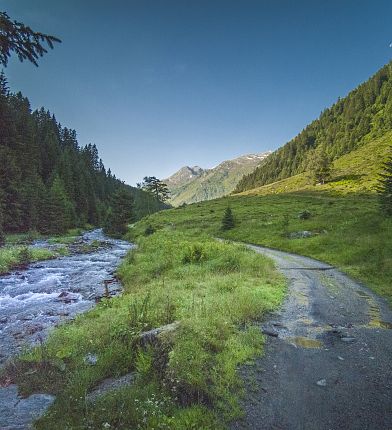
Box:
[130,191,392,303]
[4,230,285,429]
[0,246,54,274]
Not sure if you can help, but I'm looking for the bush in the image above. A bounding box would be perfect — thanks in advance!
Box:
[298,210,312,220]
[182,243,206,264]
[18,246,32,265]
[144,224,155,236]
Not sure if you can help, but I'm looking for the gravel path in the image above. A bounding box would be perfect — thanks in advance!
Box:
[231,245,392,430]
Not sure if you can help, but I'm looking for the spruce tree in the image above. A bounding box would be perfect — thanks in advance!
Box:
[105,188,134,236]
[307,146,332,185]
[221,207,235,230]
[47,176,74,234]
[0,11,61,67]
[377,147,392,216]
[0,192,4,246]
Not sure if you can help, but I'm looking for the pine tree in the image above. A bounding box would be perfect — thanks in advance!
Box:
[47,176,75,234]
[307,146,332,185]
[0,72,164,235]
[141,177,170,202]
[0,11,61,67]
[221,207,235,230]
[0,190,4,246]
[105,188,134,236]
[377,147,392,216]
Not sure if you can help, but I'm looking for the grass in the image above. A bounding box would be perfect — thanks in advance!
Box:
[0,228,86,274]
[0,246,55,274]
[3,134,390,428]
[238,131,392,196]
[47,228,84,245]
[132,191,392,304]
[3,230,285,429]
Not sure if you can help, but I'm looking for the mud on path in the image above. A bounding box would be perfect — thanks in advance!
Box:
[232,245,392,430]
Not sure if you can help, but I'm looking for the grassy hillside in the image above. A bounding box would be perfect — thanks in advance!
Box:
[237,132,392,196]
[236,61,392,192]
[133,191,392,304]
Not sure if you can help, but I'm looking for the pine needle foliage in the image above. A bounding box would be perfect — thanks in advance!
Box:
[0,11,61,67]
[377,146,392,216]
[221,207,235,230]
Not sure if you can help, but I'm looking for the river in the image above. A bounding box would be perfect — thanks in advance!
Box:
[0,229,132,365]
[0,229,133,429]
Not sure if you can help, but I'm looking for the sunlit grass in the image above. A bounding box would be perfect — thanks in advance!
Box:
[131,191,392,303]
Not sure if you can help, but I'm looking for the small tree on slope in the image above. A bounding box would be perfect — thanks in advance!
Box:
[221,207,235,230]
[377,147,392,216]
[307,146,331,185]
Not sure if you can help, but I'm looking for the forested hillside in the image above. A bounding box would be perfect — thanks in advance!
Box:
[236,61,392,192]
[0,73,163,235]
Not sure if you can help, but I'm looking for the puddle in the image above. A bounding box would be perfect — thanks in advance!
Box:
[355,290,392,330]
[286,336,323,349]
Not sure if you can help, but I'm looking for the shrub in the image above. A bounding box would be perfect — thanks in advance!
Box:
[298,210,312,220]
[182,243,206,264]
[144,224,155,236]
[18,246,32,265]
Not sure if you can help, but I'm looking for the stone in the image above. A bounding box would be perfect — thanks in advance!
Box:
[138,321,180,349]
[316,379,327,387]
[87,372,136,402]
[289,231,313,239]
[262,329,279,337]
[84,353,98,365]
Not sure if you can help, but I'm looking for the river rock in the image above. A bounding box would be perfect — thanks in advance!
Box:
[84,353,98,365]
[138,321,180,349]
[289,231,313,239]
[0,384,55,429]
[86,372,136,402]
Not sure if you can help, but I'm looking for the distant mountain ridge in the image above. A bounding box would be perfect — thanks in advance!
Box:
[165,152,271,206]
[165,166,205,188]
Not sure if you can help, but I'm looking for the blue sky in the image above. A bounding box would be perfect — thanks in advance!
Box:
[3,0,392,185]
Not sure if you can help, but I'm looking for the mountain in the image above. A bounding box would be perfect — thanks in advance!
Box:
[235,61,392,193]
[165,153,271,206]
[165,166,205,188]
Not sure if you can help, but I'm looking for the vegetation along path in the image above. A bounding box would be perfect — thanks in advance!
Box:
[232,244,392,430]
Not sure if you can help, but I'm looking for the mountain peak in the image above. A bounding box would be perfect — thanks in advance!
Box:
[165,151,271,206]
[165,165,206,187]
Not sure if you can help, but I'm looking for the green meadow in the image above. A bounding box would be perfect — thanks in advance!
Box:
[135,191,391,303]
[3,230,285,429]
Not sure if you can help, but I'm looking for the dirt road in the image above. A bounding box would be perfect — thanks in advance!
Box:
[231,245,392,430]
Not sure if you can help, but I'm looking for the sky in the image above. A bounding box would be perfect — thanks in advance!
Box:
[2,0,392,185]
